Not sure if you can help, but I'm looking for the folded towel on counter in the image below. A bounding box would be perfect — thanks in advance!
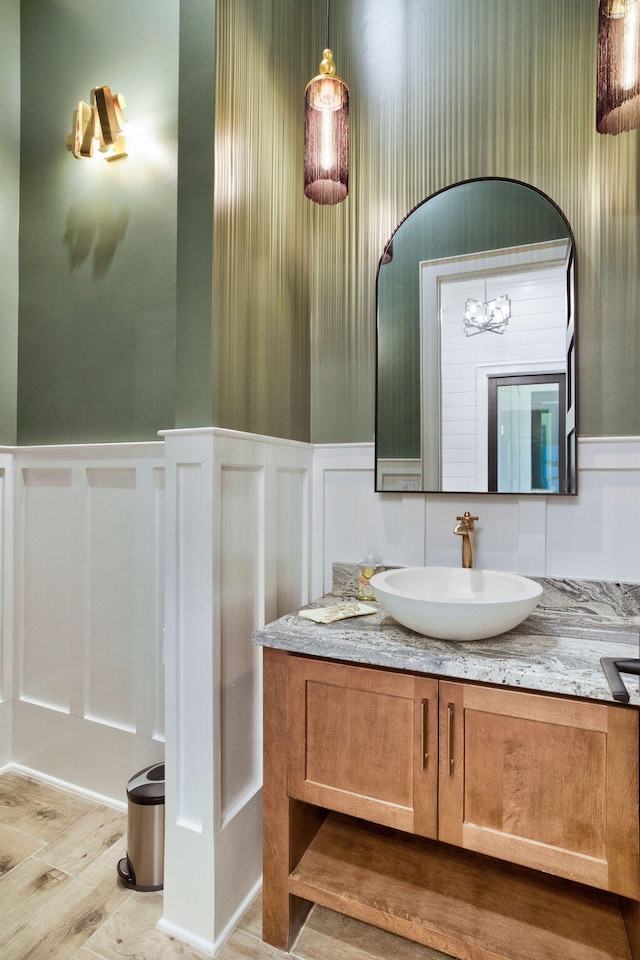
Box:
[298,601,378,624]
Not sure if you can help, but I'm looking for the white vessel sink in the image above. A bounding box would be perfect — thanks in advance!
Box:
[369,566,543,641]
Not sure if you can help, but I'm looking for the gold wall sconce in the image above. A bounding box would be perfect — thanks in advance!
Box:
[597,0,640,133]
[67,85,128,161]
[304,0,349,204]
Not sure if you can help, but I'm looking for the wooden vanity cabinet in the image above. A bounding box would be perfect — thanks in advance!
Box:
[439,680,640,898]
[287,656,438,838]
[263,648,640,960]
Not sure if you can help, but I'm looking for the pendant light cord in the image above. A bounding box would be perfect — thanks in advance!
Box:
[326,0,331,50]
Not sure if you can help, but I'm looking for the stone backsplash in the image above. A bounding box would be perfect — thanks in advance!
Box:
[331,562,640,621]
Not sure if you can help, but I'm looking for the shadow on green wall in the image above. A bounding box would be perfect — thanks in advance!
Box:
[63,201,130,277]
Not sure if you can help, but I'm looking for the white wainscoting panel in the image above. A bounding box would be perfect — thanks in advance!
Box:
[312,444,430,597]
[219,464,262,823]
[161,428,312,956]
[276,467,309,617]
[0,451,14,767]
[20,467,73,713]
[12,444,165,801]
[313,438,640,589]
[546,437,640,581]
[86,468,137,730]
[2,430,636,958]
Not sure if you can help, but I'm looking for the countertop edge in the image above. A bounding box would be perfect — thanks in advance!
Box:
[253,596,640,706]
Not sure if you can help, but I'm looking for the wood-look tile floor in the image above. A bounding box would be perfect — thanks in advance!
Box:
[0,770,452,960]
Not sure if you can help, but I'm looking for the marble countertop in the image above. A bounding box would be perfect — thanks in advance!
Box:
[253,579,640,705]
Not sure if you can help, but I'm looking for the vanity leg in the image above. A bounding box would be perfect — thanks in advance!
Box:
[262,648,324,950]
[622,898,640,960]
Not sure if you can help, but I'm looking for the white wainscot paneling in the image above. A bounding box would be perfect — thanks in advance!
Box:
[161,428,312,956]
[0,451,14,767]
[220,464,262,824]
[313,444,429,596]
[20,467,73,713]
[86,468,137,730]
[12,444,165,802]
[314,439,640,588]
[4,431,637,957]
[276,467,309,617]
[546,438,640,581]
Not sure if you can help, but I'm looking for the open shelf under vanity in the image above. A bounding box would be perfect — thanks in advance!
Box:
[289,810,633,960]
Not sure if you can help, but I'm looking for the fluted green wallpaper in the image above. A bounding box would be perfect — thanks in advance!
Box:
[210,0,314,440]
[0,0,19,445]
[309,0,640,442]
[8,0,640,444]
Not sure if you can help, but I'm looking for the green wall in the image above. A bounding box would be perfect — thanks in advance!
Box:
[7,0,640,445]
[175,0,215,429]
[17,0,179,444]
[0,0,20,446]
[14,0,312,445]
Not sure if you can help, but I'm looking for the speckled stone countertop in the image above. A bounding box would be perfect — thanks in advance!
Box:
[252,568,640,705]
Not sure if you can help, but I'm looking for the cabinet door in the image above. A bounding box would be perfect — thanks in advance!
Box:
[438,680,640,898]
[288,656,438,837]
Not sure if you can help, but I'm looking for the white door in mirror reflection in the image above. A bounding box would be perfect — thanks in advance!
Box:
[432,240,570,493]
[488,374,565,494]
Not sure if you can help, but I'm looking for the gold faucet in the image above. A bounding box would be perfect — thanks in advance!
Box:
[454,512,478,568]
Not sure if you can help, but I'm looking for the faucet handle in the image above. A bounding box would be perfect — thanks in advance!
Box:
[456,511,479,529]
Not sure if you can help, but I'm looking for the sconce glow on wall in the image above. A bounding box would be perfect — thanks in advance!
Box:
[304,0,349,204]
[67,86,128,161]
[597,0,640,133]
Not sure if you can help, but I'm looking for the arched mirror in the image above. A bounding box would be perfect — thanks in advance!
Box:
[375,178,577,495]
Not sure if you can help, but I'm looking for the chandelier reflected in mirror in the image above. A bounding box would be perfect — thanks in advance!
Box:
[463,289,511,337]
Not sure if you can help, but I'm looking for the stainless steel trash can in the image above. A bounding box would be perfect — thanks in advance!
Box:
[117,762,165,891]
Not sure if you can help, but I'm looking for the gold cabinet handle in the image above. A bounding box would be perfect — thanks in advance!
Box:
[447,703,455,775]
[421,699,429,769]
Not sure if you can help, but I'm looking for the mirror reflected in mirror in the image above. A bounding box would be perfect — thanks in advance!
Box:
[375,178,577,495]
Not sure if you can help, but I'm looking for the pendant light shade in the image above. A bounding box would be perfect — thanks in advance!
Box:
[597,0,640,134]
[304,12,349,206]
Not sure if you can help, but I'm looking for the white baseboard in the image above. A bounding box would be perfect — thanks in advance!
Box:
[5,762,127,811]
[157,876,262,958]
[156,917,215,957]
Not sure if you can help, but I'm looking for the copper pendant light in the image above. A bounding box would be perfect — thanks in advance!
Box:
[304,1,349,204]
[597,0,640,134]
